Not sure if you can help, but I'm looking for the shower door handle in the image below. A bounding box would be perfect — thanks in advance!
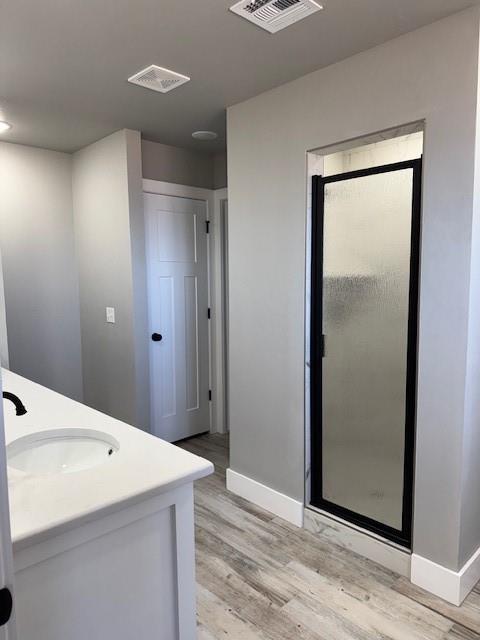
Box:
[315,335,325,362]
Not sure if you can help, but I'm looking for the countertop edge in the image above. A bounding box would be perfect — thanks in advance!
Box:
[12,460,214,552]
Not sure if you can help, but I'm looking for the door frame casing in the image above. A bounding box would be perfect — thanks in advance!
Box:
[211,189,229,434]
[142,179,228,435]
[309,159,422,548]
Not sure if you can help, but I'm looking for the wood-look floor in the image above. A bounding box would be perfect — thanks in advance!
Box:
[178,433,480,640]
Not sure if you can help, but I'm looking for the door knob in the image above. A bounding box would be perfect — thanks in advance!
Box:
[0,587,13,626]
[151,333,163,342]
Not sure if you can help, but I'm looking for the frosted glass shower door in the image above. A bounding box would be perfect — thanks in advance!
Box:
[310,159,421,546]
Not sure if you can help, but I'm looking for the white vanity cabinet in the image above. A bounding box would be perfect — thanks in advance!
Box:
[3,369,212,640]
[13,484,196,640]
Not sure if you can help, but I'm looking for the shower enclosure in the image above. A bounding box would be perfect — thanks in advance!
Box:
[310,158,422,547]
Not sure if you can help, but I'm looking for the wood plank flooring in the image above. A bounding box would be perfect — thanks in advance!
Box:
[178,433,480,640]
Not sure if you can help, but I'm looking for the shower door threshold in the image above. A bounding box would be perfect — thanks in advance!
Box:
[304,505,411,578]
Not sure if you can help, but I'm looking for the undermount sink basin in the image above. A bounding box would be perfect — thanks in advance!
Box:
[7,429,120,475]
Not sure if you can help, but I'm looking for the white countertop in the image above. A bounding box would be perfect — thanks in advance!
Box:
[2,369,213,550]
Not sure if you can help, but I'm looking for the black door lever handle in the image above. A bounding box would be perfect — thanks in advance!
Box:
[0,587,13,626]
[151,333,163,342]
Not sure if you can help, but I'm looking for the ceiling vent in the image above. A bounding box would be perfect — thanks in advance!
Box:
[127,65,190,94]
[230,0,323,33]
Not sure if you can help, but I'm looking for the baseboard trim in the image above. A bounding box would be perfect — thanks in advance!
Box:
[411,545,480,605]
[226,468,304,527]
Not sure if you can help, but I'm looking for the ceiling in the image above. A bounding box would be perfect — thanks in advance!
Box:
[0,0,478,154]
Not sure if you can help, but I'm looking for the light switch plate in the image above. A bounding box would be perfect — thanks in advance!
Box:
[106,307,115,323]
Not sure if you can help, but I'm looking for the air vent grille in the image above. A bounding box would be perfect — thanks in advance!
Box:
[128,65,190,94]
[230,0,322,33]
[244,0,276,13]
[273,0,302,10]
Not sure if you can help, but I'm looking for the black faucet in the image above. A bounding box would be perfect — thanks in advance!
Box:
[2,392,27,416]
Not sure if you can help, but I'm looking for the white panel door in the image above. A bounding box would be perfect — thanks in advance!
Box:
[0,371,16,639]
[144,193,210,442]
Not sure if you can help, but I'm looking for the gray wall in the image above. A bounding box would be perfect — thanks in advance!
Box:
[73,129,148,429]
[227,8,480,571]
[0,142,83,400]
[459,60,480,567]
[0,132,217,428]
[213,152,228,190]
[141,139,227,189]
[0,248,9,368]
[126,130,150,432]
[142,139,213,188]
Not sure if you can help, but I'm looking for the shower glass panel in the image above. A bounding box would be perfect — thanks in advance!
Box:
[311,159,421,546]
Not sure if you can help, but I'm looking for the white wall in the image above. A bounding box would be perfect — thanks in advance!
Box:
[227,8,480,571]
[0,142,83,400]
[73,130,148,429]
[323,130,424,174]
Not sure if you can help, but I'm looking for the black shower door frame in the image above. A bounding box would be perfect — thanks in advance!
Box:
[310,158,422,548]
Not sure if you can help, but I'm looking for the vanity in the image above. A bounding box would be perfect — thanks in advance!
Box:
[2,368,213,640]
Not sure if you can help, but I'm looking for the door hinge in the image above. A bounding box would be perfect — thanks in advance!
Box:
[206,220,210,234]
[209,389,212,401]
[207,307,211,319]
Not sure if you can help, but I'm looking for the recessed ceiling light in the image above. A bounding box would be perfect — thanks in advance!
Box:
[192,131,218,141]
[0,121,12,133]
